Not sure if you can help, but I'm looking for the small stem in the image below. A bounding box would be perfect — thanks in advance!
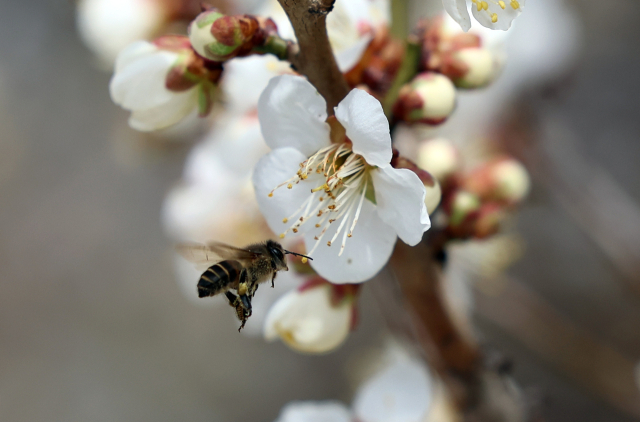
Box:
[390,0,409,39]
[251,35,291,60]
[382,38,421,119]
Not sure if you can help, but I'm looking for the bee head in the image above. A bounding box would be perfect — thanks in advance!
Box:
[266,240,288,271]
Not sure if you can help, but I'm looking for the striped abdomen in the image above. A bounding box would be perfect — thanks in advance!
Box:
[198,260,243,298]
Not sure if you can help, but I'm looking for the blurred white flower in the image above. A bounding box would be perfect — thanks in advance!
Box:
[274,401,352,422]
[77,0,167,67]
[110,37,220,131]
[443,0,525,32]
[253,75,430,283]
[353,355,433,422]
[264,281,357,353]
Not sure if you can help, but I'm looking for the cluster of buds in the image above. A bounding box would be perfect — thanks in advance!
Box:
[416,16,504,89]
[416,139,529,239]
[344,28,405,98]
[188,9,287,62]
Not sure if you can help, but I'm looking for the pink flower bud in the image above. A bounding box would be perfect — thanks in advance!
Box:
[393,72,456,125]
[443,48,502,89]
[464,157,530,204]
[188,10,262,62]
[446,190,481,228]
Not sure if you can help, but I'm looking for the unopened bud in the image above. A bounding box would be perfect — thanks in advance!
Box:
[445,48,501,89]
[473,203,506,238]
[464,157,530,204]
[393,72,456,125]
[417,138,460,182]
[447,190,481,227]
[188,10,261,61]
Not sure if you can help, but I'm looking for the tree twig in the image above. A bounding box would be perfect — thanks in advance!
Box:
[277,0,350,113]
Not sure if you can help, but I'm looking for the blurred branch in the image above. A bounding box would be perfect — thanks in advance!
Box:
[276,0,350,113]
[389,236,526,421]
[475,278,640,417]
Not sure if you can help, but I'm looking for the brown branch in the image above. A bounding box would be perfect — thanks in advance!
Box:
[390,236,526,421]
[277,0,350,113]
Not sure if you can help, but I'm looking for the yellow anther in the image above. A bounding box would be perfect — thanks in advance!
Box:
[299,217,304,221]
[268,192,274,197]
[292,228,298,233]
[481,1,488,10]
[347,233,352,238]
[314,236,319,240]
[327,241,332,246]
[476,2,482,11]
[282,218,288,223]
[328,205,336,210]
[279,233,285,239]
[319,197,324,202]
[510,0,519,8]
[301,257,308,264]
[287,183,293,189]
[311,183,329,193]
[498,1,505,8]
[491,13,498,22]
[315,224,320,228]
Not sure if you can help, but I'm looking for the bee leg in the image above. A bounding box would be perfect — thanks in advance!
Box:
[251,283,259,298]
[239,294,252,316]
[271,271,277,288]
[224,291,238,307]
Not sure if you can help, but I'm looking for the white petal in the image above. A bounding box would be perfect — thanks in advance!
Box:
[275,401,352,422]
[353,359,433,422]
[335,34,373,72]
[128,88,198,131]
[472,0,525,31]
[109,49,178,110]
[264,286,351,353]
[114,40,158,73]
[252,148,312,235]
[442,0,472,32]
[334,89,392,168]
[371,166,430,246]
[304,199,397,283]
[258,75,331,156]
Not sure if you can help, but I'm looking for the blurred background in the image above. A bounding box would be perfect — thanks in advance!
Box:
[0,0,639,421]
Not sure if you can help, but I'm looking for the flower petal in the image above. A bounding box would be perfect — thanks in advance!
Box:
[275,401,352,422]
[471,0,525,31]
[258,75,331,156]
[334,89,392,167]
[442,0,472,32]
[353,358,433,422]
[109,49,179,110]
[264,285,351,353]
[371,166,430,246]
[304,199,397,283]
[128,88,198,131]
[113,40,158,73]
[252,147,312,235]
[334,34,373,72]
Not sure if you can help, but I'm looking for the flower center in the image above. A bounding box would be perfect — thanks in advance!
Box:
[268,142,371,257]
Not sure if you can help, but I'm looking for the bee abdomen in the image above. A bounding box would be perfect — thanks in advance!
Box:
[197,260,243,298]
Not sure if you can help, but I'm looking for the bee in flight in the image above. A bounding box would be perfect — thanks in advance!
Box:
[177,240,312,331]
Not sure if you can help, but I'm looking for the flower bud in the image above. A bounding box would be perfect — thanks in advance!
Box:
[443,48,501,89]
[188,10,262,61]
[391,151,442,215]
[464,157,530,204]
[446,190,481,227]
[416,138,460,182]
[264,280,358,354]
[393,72,456,125]
[473,202,506,238]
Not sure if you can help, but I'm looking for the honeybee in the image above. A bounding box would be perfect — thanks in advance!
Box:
[177,240,312,331]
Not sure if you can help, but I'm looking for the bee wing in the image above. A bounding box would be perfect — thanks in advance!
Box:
[176,242,260,270]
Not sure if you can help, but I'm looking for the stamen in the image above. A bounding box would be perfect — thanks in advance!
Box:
[498,0,505,8]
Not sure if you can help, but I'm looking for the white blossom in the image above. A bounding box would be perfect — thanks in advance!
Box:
[274,401,352,422]
[264,282,355,353]
[443,0,525,32]
[76,0,166,67]
[252,75,430,283]
[109,39,217,131]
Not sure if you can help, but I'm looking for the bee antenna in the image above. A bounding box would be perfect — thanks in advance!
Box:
[284,250,313,260]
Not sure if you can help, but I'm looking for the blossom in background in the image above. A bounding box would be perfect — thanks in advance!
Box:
[76,0,168,67]
[264,279,358,353]
[253,75,430,283]
[273,347,434,422]
[110,36,221,131]
[443,0,525,32]
[393,73,457,125]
